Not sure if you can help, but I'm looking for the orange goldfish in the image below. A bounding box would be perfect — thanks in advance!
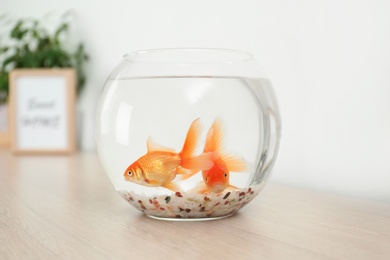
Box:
[195,118,248,194]
[124,118,213,191]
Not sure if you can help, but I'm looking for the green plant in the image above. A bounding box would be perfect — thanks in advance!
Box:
[0,15,88,104]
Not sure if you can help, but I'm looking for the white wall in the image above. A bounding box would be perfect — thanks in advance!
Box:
[2,0,390,202]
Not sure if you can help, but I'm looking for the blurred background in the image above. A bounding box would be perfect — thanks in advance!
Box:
[1,0,390,202]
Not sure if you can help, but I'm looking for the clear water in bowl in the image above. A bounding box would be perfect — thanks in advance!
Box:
[96,76,279,220]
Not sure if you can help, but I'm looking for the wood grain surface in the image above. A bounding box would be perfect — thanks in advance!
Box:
[0,149,389,259]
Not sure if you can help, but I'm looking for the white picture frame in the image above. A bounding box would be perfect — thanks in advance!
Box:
[9,69,76,154]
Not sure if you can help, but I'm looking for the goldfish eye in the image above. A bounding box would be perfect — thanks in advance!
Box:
[128,171,133,177]
[224,173,228,178]
[205,177,208,183]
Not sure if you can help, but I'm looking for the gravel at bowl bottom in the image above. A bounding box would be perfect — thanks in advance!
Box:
[120,185,262,219]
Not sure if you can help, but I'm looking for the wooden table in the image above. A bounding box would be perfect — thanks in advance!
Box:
[0,149,389,259]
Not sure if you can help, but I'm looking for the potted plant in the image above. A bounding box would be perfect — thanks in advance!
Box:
[0,13,88,145]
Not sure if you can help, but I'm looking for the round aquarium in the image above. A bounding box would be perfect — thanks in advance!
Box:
[96,48,281,220]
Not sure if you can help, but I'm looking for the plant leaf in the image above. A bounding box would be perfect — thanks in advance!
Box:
[54,23,68,46]
[10,20,28,40]
[1,13,89,97]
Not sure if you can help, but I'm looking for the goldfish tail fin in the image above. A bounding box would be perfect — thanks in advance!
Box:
[205,118,248,172]
[204,118,224,153]
[221,153,249,172]
[180,118,215,172]
[180,152,215,172]
[180,118,202,160]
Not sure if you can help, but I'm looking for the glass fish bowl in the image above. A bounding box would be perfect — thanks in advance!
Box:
[96,48,281,221]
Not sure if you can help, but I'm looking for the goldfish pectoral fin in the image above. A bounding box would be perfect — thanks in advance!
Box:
[221,153,249,172]
[162,182,182,192]
[147,137,176,153]
[227,184,239,190]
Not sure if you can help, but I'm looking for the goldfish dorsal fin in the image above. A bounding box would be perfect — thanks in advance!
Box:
[180,118,202,160]
[220,153,248,172]
[147,137,176,153]
[204,118,224,153]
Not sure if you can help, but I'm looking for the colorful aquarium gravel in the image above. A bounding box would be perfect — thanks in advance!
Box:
[119,186,261,219]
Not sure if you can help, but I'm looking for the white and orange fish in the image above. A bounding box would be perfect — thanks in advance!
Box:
[124,118,213,191]
[194,118,248,194]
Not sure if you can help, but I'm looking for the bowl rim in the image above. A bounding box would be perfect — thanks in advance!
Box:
[122,48,254,64]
